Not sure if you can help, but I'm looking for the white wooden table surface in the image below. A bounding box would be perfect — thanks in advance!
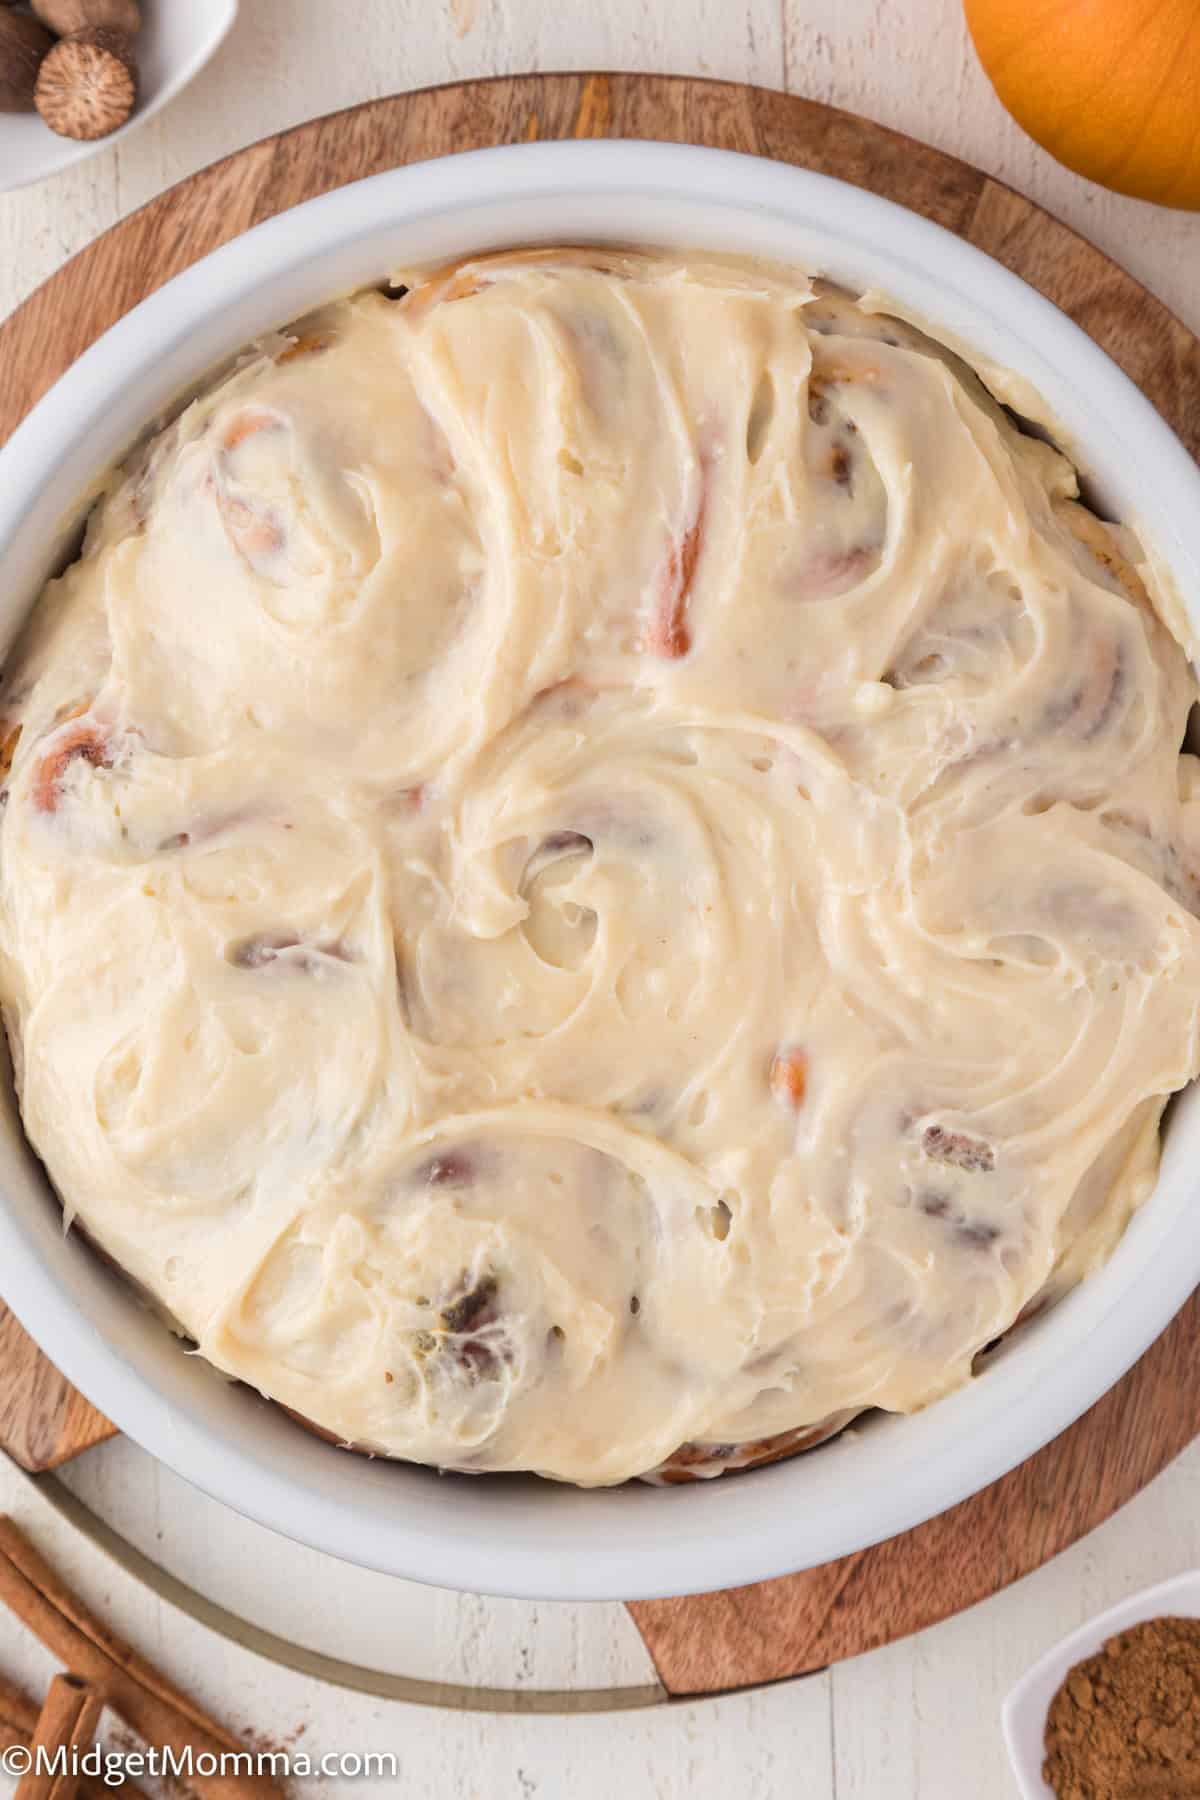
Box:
[2,4,1199,1797]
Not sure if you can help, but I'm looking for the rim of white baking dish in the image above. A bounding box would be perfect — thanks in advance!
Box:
[0,140,1198,1602]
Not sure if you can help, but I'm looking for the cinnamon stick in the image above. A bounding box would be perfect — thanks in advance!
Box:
[15,1673,105,1800]
[0,1668,39,1742]
[0,1668,151,1800]
[0,1518,284,1800]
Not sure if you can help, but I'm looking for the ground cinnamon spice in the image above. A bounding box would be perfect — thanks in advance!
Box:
[1043,1615,1200,1800]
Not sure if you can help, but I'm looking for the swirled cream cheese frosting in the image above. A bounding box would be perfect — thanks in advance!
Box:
[2,249,1199,1487]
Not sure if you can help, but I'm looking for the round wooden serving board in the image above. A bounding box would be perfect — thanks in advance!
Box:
[1,73,1199,1701]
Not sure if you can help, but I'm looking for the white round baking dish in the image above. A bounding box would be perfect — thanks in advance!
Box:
[0,140,1198,1603]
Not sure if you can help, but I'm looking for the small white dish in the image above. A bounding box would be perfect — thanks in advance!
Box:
[0,0,238,195]
[1002,1570,1200,1798]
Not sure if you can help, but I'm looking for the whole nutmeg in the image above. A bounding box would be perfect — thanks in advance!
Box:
[35,26,137,140]
[31,0,141,36]
[0,10,54,113]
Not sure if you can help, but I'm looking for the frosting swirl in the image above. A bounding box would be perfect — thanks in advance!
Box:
[1,250,1198,1485]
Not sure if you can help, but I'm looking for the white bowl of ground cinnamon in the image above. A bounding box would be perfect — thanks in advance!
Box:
[1003,1569,1200,1799]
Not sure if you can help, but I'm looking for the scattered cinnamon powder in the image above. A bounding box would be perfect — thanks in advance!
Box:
[1043,1615,1200,1800]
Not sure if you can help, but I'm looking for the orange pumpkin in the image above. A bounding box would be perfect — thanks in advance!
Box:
[964,0,1200,210]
